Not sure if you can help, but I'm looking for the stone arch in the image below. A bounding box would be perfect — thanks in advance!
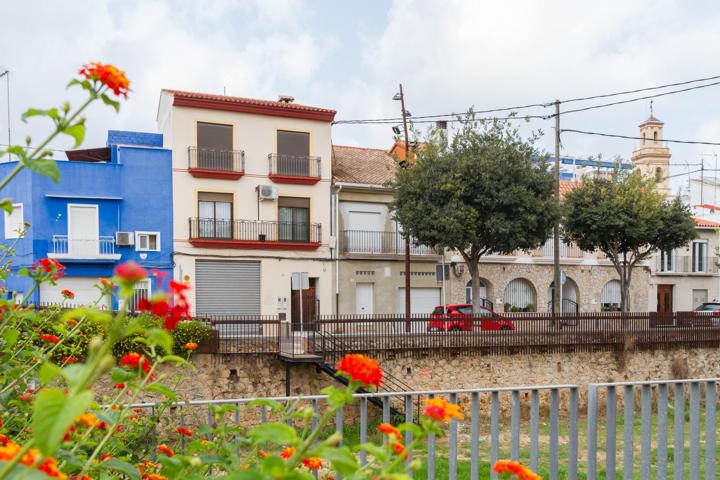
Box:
[601,279,622,311]
[465,278,494,308]
[503,278,537,312]
[547,277,579,312]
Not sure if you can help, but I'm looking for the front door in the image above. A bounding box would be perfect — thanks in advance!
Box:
[657,284,674,313]
[68,205,99,256]
[291,279,317,331]
[356,283,374,315]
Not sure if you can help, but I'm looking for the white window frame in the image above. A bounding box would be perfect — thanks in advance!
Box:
[660,249,674,272]
[4,203,23,239]
[135,231,161,252]
[129,279,152,312]
[692,240,708,273]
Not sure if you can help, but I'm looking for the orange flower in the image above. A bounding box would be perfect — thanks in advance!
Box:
[100,453,112,461]
[492,460,541,480]
[377,423,402,440]
[156,444,174,457]
[67,319,78,327]
[75,413,98,428]
[391,442,407,458]
[336,354,383,388]
[302,457,323,471]
[79,62,130,98]
[258,450,269,457]
[176,426,193,437]
[184,342,198,351]
[40,334,60,344]
[280,447,295,459]
[423,397,463,423]
[142,475,167,480]
[99,278,114,289]
[121,352,152,375]
[37,457,65,478]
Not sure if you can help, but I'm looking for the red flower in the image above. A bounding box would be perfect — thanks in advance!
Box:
[100,453,112,461]
[492,460,542,480]
[302,457,323,470]
[114,383,125,389]
[336,354,383,388]
[377,423,402,440]
[391,442,408,459]
[114,262,147,282]
[120,352,152,375]
[79,62,130,98]
[280,447,295,459]
[62,356,78,364]
[138,297,170,317]
[176,426,192,437]
[35,258,65,281]
[423,398,463,423]
[99,278,114,289]
[40,334,60,345]
[61,289,75,299]
[156,444,174,457]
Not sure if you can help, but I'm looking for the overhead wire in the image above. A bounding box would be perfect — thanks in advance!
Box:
[561,129,720,146]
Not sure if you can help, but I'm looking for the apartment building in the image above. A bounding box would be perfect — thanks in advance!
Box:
[157,90,335,326]
[0,131,173,308]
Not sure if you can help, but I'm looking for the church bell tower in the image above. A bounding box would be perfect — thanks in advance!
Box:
[631,105,671,197]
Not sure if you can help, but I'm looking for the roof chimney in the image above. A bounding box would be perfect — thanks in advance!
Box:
[278,95,295,103]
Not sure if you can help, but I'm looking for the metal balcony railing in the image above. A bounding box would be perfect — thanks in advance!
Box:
[268,154,321,178]
[538,238,584,258]
[189,218,321,243]
[188,146,244,173]
[49,235,117,257]
[341,230,436,255]
[654,254,719,274]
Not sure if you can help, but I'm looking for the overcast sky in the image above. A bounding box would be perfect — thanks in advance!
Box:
[2,0,720,194]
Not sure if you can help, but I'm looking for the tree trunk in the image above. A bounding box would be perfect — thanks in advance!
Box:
[620,251,630,312]
[467,260,481,314]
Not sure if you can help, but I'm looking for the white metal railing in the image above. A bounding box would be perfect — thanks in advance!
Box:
[50,235,117,257]
[540,238,584,258]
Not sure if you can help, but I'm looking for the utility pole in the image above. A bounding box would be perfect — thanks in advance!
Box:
[553,100,561,317]
[0,70,9,160]
[397,83,412,332]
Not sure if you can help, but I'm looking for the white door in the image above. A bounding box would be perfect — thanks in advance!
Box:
[68,205,99,256]
[397,287,441,315]
[692,289,708,309]
[348,210,384,252]
[356,283,374,314]
[39,277,110,308]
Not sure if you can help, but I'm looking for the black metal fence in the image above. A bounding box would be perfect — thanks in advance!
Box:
[268,153,321,178]
[188,146,244,172]
[188,218,321,244]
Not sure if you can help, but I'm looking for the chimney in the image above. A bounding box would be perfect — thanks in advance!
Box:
[278,95,295,103]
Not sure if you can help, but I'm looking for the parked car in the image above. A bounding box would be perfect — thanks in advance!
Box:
[428,304,515,332]
[692,302,720,327]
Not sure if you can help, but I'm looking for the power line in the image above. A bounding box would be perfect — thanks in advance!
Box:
[334,114,547,126]
[0,143,68,153]
[561,129,720,146]
[561,74,720,103]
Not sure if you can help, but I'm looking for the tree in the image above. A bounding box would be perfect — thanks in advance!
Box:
[563,170,696,312]
[391,116,559,313]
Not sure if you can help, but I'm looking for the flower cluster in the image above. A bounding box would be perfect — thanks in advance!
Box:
[302,457,323,471]
[377,423,402,440]
[492,460,542,480]
[61,289,75,300]
[121,352,152,376]
[32,258,65,281]
[40,333,60,344]
[336,353,383,388]
[79,62,130,98]
[0,435,65,478]
[423,397,464,423]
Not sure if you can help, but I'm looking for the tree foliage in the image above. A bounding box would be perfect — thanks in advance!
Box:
[563,170,696,311]
[391,115,559,312]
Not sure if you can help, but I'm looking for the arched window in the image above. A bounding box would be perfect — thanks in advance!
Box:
[653,131,658,142]
[465,279,487,304]
[601,280,622,311]
[503,278,536,312]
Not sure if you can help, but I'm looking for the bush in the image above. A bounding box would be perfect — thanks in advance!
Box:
[171,320,212,355]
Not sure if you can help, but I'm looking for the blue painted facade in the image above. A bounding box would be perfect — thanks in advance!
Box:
[0,131,173,308]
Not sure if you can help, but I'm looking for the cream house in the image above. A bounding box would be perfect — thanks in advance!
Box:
[157,90,335,326]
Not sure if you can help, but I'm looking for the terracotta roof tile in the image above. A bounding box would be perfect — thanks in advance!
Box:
[332,145,397,186]
[559,180,580,199]
[692,217,720,228]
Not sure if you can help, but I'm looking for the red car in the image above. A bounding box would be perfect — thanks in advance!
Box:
[427,304,515,332]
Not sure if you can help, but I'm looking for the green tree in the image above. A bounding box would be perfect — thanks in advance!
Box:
[563,170,696,311]
[391,116,559,313]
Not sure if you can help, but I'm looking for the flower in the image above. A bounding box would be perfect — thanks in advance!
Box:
[75,413,99,428]
[391,442,407,458]
[99,278,114,289]
[157,444,174,457]
[37,457,65,478]
[184,342,198,351]
[35,258,65,281]
[62,356,78,364]
[114,261,147,282]
[60,289,75,299]
[79,62,130,98]
[176,427,193,437]
[40,333,60,344]
[492,460,542,480]
[100,453,112,461]
[423,397,463,423]
[336,354,383,388]
[258,450,269,458]
[302,457,323,471]
[377,423,402,440]
[67,318,78,327]
[0,437,64,478]
[114,383,125,389]
[280,447,295,459]
[142,475,167,480]
[120,352,152,375]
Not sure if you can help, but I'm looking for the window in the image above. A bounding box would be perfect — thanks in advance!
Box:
[277,130,310,175]
[198,192,233,239]
[601,280,621,312]
[136,232,160,252]
[653,131,658,142]
[196,122,233,170]
[278,197,310,242]
[660,249,673,272]
[4,203,23,239]
[692,241,708,272]
[129,279,151,312]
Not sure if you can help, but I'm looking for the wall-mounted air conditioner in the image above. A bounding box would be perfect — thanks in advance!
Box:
[115,232,135,246]
[257,185,278,201]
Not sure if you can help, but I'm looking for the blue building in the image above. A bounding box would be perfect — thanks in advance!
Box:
[546,156,633,181]
[0,130,173,309]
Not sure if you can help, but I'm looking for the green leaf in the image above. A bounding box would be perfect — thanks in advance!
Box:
[0,199,14,214]
[248,423,297,445]
[147,327,173,354]
[246,398,283,412]
[100,93,121,113]
[99,459,141,479]
[320,446,360,476]
[146,383,177,401]
[39,363,62,384]
[110,367,136,384]
[21,108,59,123]
[59,364,86,389]
[32,388,93,456]
[158,354,189,366]
[61,122,86,148]
[2,328,19,348]
[24,158,59,182]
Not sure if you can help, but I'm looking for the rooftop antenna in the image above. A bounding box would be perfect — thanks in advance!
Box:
[650,100,653,117]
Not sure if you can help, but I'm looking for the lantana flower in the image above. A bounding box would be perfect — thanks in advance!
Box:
[60,289,75,299]
[280,447,295,459]
[336,354,383,389]
[492,460,542,480]
[114,261,147,283]
[79,62,130,98]
[120,352,152,376]
[176,427,193,437]
[423,397,463,423]
[40,334,60,344]
[377,423,402,440]
[156,444,174,457]
[301,457,323,471]
[184,342,198,351]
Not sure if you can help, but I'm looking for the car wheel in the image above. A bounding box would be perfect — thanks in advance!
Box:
[500,326,512,331]
[449,326,461,332]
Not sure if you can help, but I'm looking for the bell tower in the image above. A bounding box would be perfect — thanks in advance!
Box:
[631,104,671,196]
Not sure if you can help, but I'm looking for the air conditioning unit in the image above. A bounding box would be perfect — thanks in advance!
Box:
[257,185,278,201]
[115,232,135,246]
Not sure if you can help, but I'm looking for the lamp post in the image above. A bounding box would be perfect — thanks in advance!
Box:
[394,84,412,332]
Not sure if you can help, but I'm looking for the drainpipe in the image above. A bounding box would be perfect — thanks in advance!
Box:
[334,185,342,314]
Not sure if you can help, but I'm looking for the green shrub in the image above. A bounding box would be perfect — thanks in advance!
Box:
[171,320,212,354]
[112,313,163,358]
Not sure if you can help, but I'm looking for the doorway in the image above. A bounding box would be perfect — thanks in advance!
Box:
[291,277,317,331]
[355,283,374,315]
[657,284,674,313]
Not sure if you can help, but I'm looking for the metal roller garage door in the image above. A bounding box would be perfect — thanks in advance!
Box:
[397,287,440,315]
[39,277,111,309]
[195,260,261,335]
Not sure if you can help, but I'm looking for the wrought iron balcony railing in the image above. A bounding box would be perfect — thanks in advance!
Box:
[341,230,436,255]
[188,146,244,177]
[268,154,321,181]
[48,235,120,260]
[189,218,321,245]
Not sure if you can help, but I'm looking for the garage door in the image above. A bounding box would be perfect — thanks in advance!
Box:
[195,260,261,336]
[397,287,441,315]
[39,277,110,309]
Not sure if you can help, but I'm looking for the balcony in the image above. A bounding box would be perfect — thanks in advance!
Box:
[534,238,585,259]
[654,255,718,275]
[341,230,437,256]
[188,218,321,250]
[188,146,244,180]
[47,235,121,262]
[268,154,321,185]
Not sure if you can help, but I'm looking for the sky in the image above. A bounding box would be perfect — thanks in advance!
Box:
[2,0,720,195]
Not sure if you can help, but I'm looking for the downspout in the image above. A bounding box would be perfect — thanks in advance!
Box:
[334,184,342,314]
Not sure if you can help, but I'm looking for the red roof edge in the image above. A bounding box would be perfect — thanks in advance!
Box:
[692,216,720,228]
